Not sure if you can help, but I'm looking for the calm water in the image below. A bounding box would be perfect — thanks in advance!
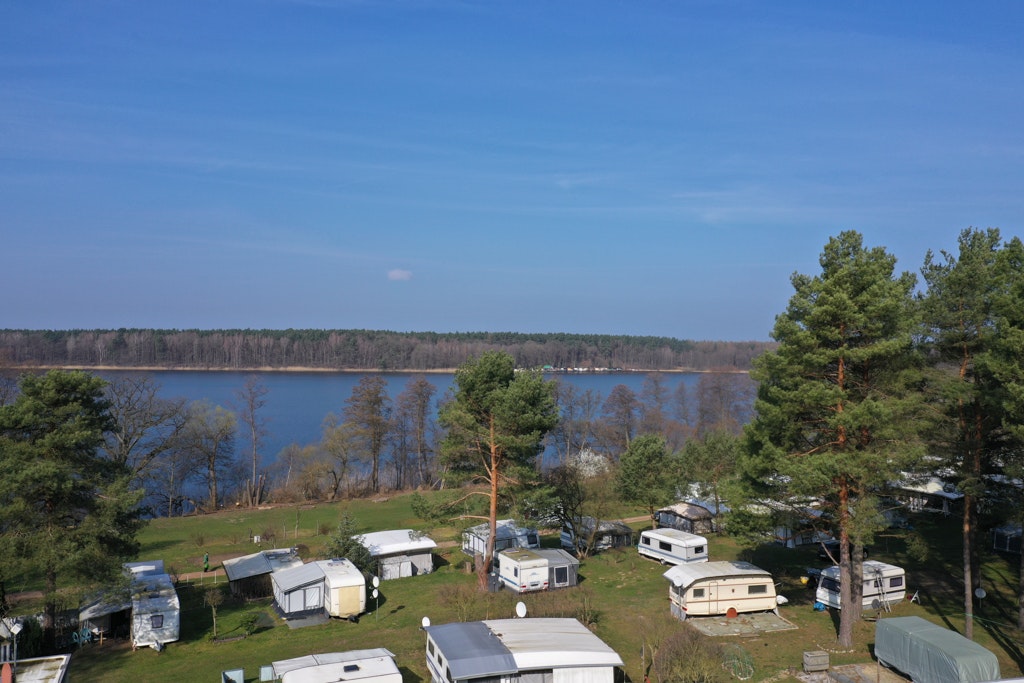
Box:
[97,370,706,465]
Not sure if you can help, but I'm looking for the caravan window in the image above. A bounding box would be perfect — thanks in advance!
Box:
[641,536,651,546]
[695,545,705,554]
[820,577,840,593]
[748,584,768,595]
[659,541,672,551]
[526,532,539,546]
[555,566,568,584]
[151,614,164,629]
[889,576,904,589]
[692,588,705,598]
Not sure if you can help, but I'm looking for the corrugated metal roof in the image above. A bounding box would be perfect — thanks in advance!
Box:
[223,551,273,581]
[223,548,304,581]
[272,562,326,592]
[663,560,771,588]
[360,529,437,556]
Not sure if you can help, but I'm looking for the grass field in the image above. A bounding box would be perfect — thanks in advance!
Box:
[61,493,1024,682]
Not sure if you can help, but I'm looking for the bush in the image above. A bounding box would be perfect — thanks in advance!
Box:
[240,610,261,636]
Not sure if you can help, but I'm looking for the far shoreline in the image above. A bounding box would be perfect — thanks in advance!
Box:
[2,364,747,374]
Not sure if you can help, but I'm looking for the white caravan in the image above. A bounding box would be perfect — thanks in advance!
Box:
[638,529,709,565]
[498,549,549,593]
[815,560,906,611]
[663,560,778,620]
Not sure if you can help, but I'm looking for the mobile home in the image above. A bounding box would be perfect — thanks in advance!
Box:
[359,529,436,580]
[271,558,366,620]
[815,560,906,610]
[424,618,623,683]
[125,562,180,651]
[638,529,708,565]
[654,502,718,535]
[561,517,634,555]
[663,560,778,620]
[462,519,540,558]
[270,648,402,683]
[320,558,367,619]
[496,548,579,593]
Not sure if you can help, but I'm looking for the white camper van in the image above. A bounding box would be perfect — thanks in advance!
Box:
[498,549,549,593]
[663,560,778,620]
[638,529,709,565]
[496,548,581,593]
[815,560,906,611]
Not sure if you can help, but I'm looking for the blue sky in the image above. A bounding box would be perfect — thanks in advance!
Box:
[2,1,1022,341]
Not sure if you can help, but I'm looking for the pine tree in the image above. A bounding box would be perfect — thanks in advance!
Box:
[741,231,924,647]
[437,351,558,585]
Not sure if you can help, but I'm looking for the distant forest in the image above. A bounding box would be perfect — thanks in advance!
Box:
[0,329,773,372]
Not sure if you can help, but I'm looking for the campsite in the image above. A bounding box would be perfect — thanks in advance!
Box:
[25,491,1023,682]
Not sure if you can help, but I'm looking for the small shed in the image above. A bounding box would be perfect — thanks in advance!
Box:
[271,648,401,683]
[654,502,716,535]
[223,547,303,599]
[272,563,328,620]
[875,616,1000,683]
[359,530,436,580]
[462,519,540,557]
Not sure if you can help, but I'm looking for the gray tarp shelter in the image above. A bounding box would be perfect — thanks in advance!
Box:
[875,616,1000,683]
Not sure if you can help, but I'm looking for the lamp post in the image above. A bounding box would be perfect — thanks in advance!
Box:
[10,621,23,678]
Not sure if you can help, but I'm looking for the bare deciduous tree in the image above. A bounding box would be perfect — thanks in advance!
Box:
[234,375,270,507]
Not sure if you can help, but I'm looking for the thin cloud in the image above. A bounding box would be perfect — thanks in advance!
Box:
[388,269,413,281]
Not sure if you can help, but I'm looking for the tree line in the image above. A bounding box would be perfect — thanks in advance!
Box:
[0,328,771,372]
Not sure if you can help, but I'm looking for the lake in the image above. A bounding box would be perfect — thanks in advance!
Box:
[96,370,711,464]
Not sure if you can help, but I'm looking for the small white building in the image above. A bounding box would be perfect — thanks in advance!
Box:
[638,529,709,565]
[270,648,402,683]
[815,560,906,611]
[359,529,436,580]
[462,519,540,557]
[663,560,778,620]
[425,618,623,683]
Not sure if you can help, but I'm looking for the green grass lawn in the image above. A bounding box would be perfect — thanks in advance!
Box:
[64,494,1024,682]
